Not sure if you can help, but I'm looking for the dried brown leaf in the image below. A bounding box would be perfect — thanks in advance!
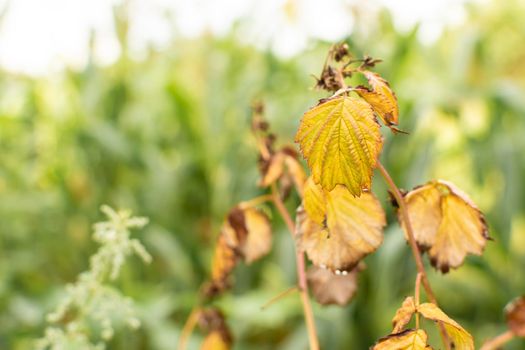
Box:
[392,297,416,333]
[506,296,525,337]
[402,180,489,273]
[307,265,360,306]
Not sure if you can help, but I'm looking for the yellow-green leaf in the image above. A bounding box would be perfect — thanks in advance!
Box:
[417,303,474,350]
[356,70,399,127]
[297,178,385,271]
[201,331,230,350]
[402,180,489,273]
[372,329,432,350]
[295,95,382,194]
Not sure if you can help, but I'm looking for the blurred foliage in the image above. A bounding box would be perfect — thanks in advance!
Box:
[1,0,525,349]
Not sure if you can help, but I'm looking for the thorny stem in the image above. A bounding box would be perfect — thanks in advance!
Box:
[177,307,200,350]
[377,162,452,350]
[271,183,320,350]
[480,330,515,350]
[415,273,422,329]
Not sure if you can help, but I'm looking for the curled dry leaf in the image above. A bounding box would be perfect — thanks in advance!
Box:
[259,147,307,196]
[222,207,272,264]
[401,180,489,273]
[417,303,474,350]
[372,329,431,350]
[295,95,383,195]
[392,297,417,333]
[297,177,385,271]
[356,70,399,127]
[505,296,525,337]
[208,235,238,295]
[306,265,360,306]
[198,308,232,350]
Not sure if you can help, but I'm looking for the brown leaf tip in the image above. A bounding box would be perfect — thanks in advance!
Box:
[505,296,525,337]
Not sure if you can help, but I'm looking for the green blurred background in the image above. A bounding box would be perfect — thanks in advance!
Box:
[1,0,524,349]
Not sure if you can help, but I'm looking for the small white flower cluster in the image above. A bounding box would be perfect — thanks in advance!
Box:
[36,205,151,350]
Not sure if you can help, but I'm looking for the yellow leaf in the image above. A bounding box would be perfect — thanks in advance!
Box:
[297,178,385,271]
[209,235,237,294]
[402,180,489,272]
[356,70,399,127]
[417,303,474,350]
[307,265,360,306]
[200,331,231,350]
[295,95,383,194]
[505,296,525,337]
[372,329,432,350]
[259,147,307,195]
[222,207,272,264]
[392,297,417,333]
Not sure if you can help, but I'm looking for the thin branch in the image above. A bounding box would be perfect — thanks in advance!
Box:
[480,330,515,350]
[271,184,320,350]
[377,161,451,350]
[177,307,200,350]
[261,286,299,310]
[238,194,274,210]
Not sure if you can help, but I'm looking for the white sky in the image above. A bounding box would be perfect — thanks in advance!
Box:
[0,0,482,76]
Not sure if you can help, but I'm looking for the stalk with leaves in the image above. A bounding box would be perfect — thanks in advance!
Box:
[181,43,525,350]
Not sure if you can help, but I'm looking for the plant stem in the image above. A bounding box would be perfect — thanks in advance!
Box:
[261,286,299,310]
[177,307,200,350]
[480,330,515,350]
[377,162,451,350]
[271,184,320,350]
[415,272,422,329]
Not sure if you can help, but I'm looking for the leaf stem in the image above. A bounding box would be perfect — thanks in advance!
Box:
[238,194,274,209]
[261,286,299,310]
[415,272,422,329]
[271,184,320,350]
[480,330,515,350]
[377,161,451,350]
[177,307,200,350]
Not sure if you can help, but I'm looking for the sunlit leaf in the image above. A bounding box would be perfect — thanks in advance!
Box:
[307,265,360,306]
[417,303,474,350]
[392,297,416,333]
[506,296,525,336]
[295,95,383,194]
[356,70,399,127]
[222,207,272,264]
[372,329,431,350]
[401,180,489,272]
[297,178,385,271]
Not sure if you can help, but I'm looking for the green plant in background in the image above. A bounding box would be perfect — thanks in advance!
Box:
[36,206,151,350]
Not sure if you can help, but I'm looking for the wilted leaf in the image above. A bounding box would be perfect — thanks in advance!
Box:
[372,329,431,350]
[222,207,272,264]
[356,70,399,127]
[392,297,416,333]
[259,147,307,195]
[208,235,238,295]
[198,309,232,350]
[402,180,489,272]
[295,95,382,194]
[307,265,360,306]
[297,178,385,271]
[506,296,525,336]
[201,331,230,350]
[417,303,474,350]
